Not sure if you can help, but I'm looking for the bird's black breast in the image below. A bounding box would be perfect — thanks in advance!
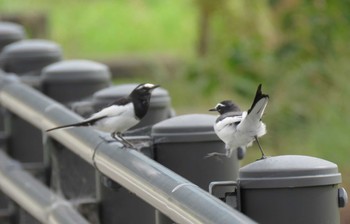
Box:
[111,96,148,119]
[132,96,151,120]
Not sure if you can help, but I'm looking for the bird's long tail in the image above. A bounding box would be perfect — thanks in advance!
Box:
[46,116,106,132]
[247,84,269,118]
[46,121,90,132]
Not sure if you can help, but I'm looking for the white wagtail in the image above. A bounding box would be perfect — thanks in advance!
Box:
[208,84,269,159]
[46,83,160,147]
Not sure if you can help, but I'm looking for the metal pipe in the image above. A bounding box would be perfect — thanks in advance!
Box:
[0,75,256,224]
[0,150,89,224]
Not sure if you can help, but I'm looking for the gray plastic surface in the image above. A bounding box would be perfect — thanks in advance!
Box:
[0,39,61,58]
[42,60,111,83]
[151,114,219,143]
[0,22,25,40]
[239,155,342,188]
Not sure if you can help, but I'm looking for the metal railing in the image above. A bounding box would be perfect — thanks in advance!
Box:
[0,150,89,224]
[0,74,256,224]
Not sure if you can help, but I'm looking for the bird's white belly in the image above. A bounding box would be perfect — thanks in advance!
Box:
[94,116,139,133]
[218,129,253,148]
[216,124,266,149]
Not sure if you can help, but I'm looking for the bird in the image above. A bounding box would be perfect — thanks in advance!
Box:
[46,83,160,148]
[207,84,269,159]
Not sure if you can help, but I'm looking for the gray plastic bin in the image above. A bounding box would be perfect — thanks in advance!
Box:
[152,114,239,187]
[0,39,61,75]
[41,59,112,223]
[0,22,25,51]
[41,60,111,104]
[237,155,347,224]
[1,40,62,164]
[86,84,172,224]
[151,114,240,223]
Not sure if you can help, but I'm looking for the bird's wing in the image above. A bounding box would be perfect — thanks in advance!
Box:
[46,104,129,132]
[247,84,269,116]
[108,97,131,107]
[238,84,269,132]
[46,115,108,132]
[215,112,243,132]
[89,103,134,121]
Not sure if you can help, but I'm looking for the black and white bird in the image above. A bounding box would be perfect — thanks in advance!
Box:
[46,83,160,147]
[208,84,269,159]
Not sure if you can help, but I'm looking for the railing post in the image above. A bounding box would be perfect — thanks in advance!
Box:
[41,59,111,223]
[237,155,347,224]
[0,40,62,172]
[0,21,25,52]
[0,150,90,224]
[73,83,172,224]
[151,114,241,223]
[0,21,26,156]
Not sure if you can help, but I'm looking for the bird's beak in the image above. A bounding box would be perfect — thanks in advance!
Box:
[209,108,217,112]
[151,84,160,89]
[148,84,160,91]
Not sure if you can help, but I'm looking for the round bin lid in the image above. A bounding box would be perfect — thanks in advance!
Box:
[0,39,61,59]
[0,22,25,40]
[239,155,342,188]
[151,114,219,143]
[41,60,111,83]
[93,83,171,107]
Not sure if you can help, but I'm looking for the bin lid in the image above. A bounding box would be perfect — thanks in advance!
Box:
[0,22,25,40]
[151,114,220,143]
[0,39,61,59]
[239,155,342,188]
[41,60,111,83]
[92,83,170,107]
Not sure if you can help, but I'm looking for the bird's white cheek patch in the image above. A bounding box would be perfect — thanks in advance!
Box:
[143,83,155,88]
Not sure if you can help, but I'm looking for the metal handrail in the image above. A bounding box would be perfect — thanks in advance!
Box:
[0,150,89,224]
[0,74,256,224]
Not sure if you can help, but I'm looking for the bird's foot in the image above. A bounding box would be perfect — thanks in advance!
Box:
[256,154,270,161]
[120,140,135,149]
[114,133,135,149]
[99,134,134,149]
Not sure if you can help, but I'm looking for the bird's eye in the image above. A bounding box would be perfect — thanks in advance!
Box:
[234,121,240,125]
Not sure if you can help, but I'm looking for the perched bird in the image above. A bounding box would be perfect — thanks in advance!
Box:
[208,84,269,159]
[46,83,160,147]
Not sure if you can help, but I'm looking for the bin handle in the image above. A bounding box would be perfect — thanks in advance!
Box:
[338,187,348,208]
[209,181,237,195]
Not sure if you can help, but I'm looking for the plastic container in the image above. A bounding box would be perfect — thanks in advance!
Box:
[0,22,25,51]
[41,59,111,103]
[238,155,347,224]
[0,39,61,75]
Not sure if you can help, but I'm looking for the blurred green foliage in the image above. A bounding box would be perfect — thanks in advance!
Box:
[189,1,350,173]
[1,0,350,176]
[0,0,197,58]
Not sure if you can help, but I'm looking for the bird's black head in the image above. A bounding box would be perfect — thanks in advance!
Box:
[131,83,160,97]
[209,100,241,115]
[130,83,160,119]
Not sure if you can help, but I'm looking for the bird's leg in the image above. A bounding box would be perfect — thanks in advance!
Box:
[255,136,267,159]
[113,132,134,149]
[226,147,233,158]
